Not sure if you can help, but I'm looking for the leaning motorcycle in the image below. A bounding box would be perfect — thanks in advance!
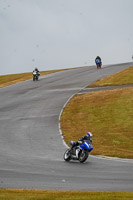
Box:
[33,71,39,81]
[64,140,93,163]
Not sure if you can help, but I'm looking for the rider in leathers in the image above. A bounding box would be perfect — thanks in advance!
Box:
[72,132,93,157]
[95,56,101,64]
[33,67,40,74]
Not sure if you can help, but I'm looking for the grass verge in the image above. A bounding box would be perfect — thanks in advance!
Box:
[0,189,133,200]
[88,66,133,87]
[60,66,133,158]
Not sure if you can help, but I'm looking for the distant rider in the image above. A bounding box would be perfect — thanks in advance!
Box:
[33,67,40,81]
[95,56,102,65]
[33,67,40,75]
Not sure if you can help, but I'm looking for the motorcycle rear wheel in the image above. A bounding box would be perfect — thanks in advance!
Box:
[78,150,88,163]
[64,149,71,162]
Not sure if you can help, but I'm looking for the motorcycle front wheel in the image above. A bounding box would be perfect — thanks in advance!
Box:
[78,150,88,163]
[64,149,71,162]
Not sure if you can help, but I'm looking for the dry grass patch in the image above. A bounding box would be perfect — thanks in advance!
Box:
[0,189,133,200]
[89,66,133,87]
[60,87,133,158]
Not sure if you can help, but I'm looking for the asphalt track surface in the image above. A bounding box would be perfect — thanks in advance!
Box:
[0,63,133,191]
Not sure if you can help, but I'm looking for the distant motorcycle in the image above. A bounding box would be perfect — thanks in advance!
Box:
[64,140,93,163]
[33,71,40,81]
[95,59,102,69]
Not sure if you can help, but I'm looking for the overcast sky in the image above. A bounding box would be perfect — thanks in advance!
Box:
[0,0,133,75]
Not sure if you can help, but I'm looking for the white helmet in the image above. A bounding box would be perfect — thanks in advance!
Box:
[86,132,93,140]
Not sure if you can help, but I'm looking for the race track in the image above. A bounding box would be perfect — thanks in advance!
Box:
[0,63,133,191]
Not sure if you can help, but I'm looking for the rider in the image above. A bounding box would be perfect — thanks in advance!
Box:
[33,67,40,79]
[71,132,93,158]
[33,67,40,74]
[95,56,102,65]
[72,132,93,148]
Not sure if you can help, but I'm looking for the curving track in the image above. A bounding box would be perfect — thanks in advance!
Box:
[0,63,133,191]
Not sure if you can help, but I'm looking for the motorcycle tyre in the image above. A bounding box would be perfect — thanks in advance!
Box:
[64,149,71,162]
[78,150,88,163]
[97,64,101,69]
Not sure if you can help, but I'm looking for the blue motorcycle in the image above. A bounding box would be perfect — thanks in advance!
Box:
[64,140,93,163]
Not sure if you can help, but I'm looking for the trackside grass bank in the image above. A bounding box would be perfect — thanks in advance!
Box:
[0,69,71,88]
[60,66,133,158]
[0,190,133,200]
[88,66,133,87]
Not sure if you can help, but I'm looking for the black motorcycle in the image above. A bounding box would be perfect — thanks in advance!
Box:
[33,71,40,81]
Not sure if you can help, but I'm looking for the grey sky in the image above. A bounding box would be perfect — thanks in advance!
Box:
[0,0,133,75]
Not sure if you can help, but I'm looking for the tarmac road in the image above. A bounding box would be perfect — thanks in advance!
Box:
[0,63,133,191]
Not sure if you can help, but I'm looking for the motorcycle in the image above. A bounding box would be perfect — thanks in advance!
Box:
[64,140,93,163]
[33,71,40,81]
[95,59,102,69]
